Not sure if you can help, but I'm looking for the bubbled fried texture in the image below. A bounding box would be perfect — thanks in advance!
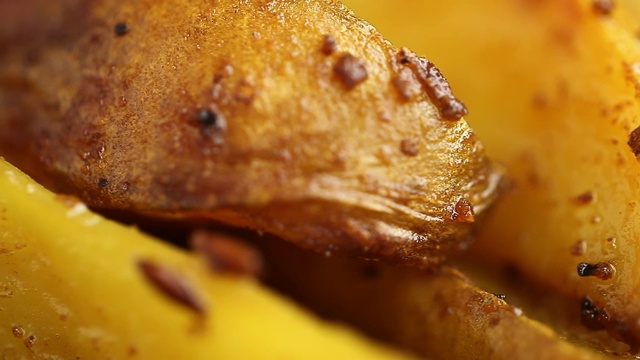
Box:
[0,0,501,267]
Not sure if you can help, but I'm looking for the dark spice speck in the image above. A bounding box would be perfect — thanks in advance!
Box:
[98,178,109,187]
[197,109,219,127]
[138,259,206,314]
[114,22,130,36]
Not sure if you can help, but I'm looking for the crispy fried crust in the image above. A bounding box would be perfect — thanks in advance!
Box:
[0,0,501,266]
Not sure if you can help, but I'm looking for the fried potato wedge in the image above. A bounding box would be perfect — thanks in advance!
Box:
[0,0,501,266]
[259,238,610,360]
[0,158,413,359]
[342,0,640,349]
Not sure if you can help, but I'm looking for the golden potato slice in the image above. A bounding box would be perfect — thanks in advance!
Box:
[343,0,640,349]
[0,0,501,266]
[0,158,413,359]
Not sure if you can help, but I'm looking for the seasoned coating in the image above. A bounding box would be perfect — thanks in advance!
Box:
[0,0,501,266]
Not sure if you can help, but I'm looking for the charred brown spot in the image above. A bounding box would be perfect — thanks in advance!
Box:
[579,297,639,352]
[196,106,226,139]
[190,230,263,277]
[577,262,616,280]
[392,68,421,101]
[98,178,108,187]
[320,34,338,55]
[400,138,420,156]
[581,296,609,330]
[570,240,586,256]
[114,22,130,36]
[573,191,594,205]
[628,126,640,156]
[333,53,368,89]
[396,48,468,121]
[137,259,206,314]
[592,0,614,16]
[450,198,475,223]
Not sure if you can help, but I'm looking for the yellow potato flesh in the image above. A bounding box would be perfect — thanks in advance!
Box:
[0,158,411,359]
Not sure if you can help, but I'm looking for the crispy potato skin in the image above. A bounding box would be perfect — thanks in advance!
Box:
[0,0,501,266]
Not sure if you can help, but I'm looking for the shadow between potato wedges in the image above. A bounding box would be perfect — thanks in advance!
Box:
[257,235,624,360]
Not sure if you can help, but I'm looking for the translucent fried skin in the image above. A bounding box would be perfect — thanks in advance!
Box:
[0,0,501,266]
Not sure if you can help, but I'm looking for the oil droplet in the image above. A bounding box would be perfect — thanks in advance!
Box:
[0,286,14,298]
[24,334,36,350]
[512,307,523,316]
[11,326,24,338]
[66,202,88,218]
